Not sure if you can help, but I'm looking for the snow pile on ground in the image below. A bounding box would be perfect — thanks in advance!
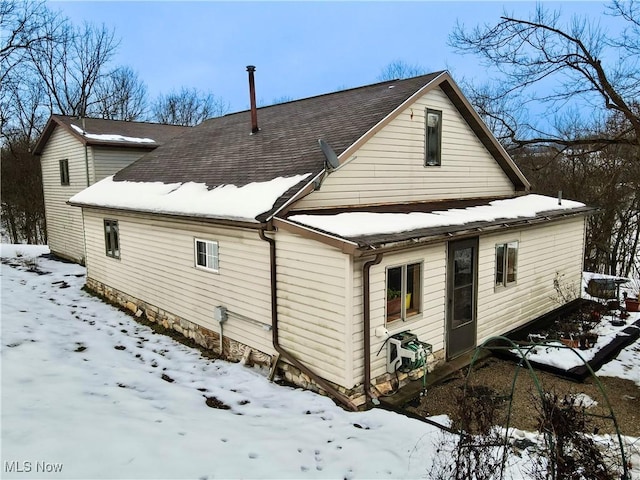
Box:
[289,194,585,237]
[2,245,637,479]
[599,334,640,386]
[514,310,639,371]
[69,173,311,222]
[1,245,446,479]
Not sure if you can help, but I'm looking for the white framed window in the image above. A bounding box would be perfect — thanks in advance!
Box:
[103,219,120,259]
[496,241,518,287]
[194,239,219,272]
[386,262,422,323]
[425,109,442,166]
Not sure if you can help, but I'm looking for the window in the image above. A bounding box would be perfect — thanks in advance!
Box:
[103,220,120,259]
[195,239,219,272]
[386,262,422,323]
[496,241,518,287]
[59,159,70,186]
[425,109,442,166]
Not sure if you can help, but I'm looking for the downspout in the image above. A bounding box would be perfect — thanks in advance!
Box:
[259,228,359,411]
[363,254,383,405]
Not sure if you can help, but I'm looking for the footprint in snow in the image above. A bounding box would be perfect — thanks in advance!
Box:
[248,452,258,459]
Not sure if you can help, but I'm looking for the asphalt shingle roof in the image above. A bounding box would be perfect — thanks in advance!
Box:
[34,116,190,154]
[113,72,445,189]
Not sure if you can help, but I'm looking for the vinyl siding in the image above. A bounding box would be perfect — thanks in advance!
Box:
[276,230,351,387]
[40,128,146,264]
[39,127,94,263]
[476,216,586,342]
[93,147,149,180]
[351,215,585,385]
[352,246,447,385]
[83,209,274,354]
[295,87,516,210]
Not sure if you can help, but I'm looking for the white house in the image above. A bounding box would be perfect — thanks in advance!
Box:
[66,69,591,409]
[34,116,189,263]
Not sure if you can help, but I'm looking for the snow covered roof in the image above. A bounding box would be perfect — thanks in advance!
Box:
[33,115,190,154]
[69,174,312,223]
[65,71,530,224]
[284,194,593,250]
[69,124,156,144]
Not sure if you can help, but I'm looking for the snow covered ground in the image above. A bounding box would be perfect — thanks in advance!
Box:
[1,245,638,479]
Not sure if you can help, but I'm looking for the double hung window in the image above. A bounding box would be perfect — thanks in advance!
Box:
[386,262,422,323]
[495,241,518,287]
[104,220,120,259]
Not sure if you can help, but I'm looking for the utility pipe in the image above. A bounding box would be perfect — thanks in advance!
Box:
[82,117,90,187]
[259,229,358,411]
[362,253,383,404]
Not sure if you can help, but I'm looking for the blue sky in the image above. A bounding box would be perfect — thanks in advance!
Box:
[52,1,614,114]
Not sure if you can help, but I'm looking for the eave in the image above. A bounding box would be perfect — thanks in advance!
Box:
[70,202,266,230]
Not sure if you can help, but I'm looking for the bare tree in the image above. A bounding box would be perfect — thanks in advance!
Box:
[450,2,640,277]
[25,19,119,116]
[93,66,148,120]
[151,87,229,126]
[1,2,120,244]
[0,0,61,85]
[1,135,46,244]
[449,3,640,152]
[377,60,427,81]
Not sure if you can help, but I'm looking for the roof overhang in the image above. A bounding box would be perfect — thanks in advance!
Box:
[33,115,159,156]
[331,71,530,192]
[75,203,267,230]
[278,196,595,257]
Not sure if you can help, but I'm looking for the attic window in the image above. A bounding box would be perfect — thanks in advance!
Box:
[60,159,70,186]
[425,109,442,166]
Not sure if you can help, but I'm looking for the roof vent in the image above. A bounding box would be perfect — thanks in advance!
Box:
[246,65,259,134]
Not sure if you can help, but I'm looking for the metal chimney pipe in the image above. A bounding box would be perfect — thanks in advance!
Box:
[246,65,259,134]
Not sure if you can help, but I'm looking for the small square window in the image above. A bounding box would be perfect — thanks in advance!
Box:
[60,159,70,186]
[425,109,442,166]
[386,262,422,323]
[496,241,518,287]
[104,219,120,259]
[195,239,219,272]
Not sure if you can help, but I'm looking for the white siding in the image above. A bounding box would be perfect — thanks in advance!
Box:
[351,215,585,385]
[352,245,447,385]
[93,147,148,180]
[40,127,94,263]
[295,87,515,210]
[476,217,586,342]
[40,128,146,264]
[276,230,351,387]
[83,209,274,354]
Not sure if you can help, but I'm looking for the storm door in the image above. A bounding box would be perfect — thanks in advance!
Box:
[446,237,478,359]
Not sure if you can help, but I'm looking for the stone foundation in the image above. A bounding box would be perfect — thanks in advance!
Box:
[371,350,445,395]
[85,277,442,409]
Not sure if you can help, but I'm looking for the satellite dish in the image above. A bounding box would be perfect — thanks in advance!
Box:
[318,139,340,170]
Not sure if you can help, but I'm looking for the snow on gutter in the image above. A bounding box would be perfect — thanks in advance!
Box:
[288,194,587,238]
[70,124,156,144]
[69,174,312,223]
